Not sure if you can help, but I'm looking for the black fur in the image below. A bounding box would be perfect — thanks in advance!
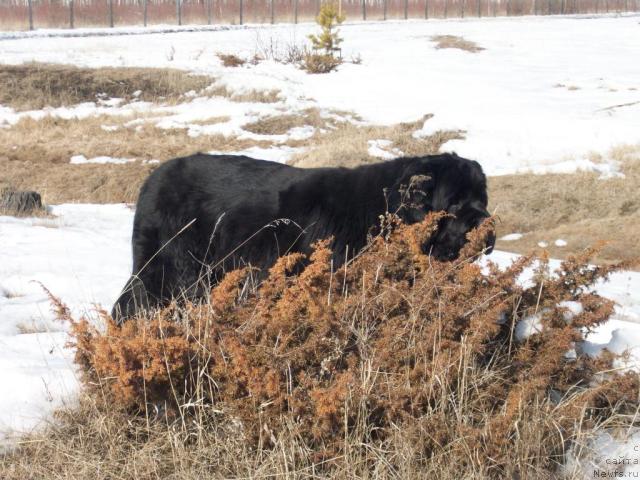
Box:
[112,152,494,321]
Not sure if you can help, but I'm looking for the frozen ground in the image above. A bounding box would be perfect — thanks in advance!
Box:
[0,14,639,174]
[2,205,640,457]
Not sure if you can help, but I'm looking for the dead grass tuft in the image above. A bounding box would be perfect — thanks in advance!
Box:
[302,53,342,74]
[431,35,484,53]
[242,109,328,135]
[290,115,463,168]
[0,63,214,111]
[208,84,281,103]
[5,215,637,478]
[217,53,246,68]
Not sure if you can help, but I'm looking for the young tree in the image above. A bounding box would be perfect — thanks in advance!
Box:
[308,2,345,56]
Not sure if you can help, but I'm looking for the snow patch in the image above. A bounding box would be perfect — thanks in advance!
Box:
[70,155,136,165]
[367,139,403,160]
[500,233,523,241]
[515,309,546,341]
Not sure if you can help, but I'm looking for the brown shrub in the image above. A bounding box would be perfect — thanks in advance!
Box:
[217,53,246,68]
[302,54,342,74]
[56,214,639,477]
[431,35,485,53]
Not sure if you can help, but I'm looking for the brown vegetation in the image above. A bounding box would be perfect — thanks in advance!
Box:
[0,115,273,204]
[217,53,247,68]
[431,35,485,53]
[242,109,328,135]
[0,63,213,111]
[302,53,342,74]
[3,215,636,478]
[489,145,640,263]
[289,115,463,168]
[207,84,282,103]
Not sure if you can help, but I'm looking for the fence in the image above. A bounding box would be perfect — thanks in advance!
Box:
[0,0,638,30]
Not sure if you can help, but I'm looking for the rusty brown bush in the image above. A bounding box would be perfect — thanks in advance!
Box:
[60,214,639,477]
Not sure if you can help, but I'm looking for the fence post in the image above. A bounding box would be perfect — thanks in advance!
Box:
[477,0,481,16]
[27,0,33,30]
[404,0,408,18]
[69,0,74,28]
[177,0,182,25]
[461,0,465,17]
[208,0,212,24]
[383,0,387,19]
[270,0,274,23]
[362,0,366,19]
[425,0,428,17]
[109,0,114,27]
[294,0,298,23]
[444,0,447,17]
[239,0,243,24]
[143,0,148,25]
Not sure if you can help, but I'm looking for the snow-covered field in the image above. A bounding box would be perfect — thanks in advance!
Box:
[1,12,640,472]
[1,14,639,174]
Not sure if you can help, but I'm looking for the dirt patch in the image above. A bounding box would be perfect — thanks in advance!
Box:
[431,35,484,53]
[0,63,214,111]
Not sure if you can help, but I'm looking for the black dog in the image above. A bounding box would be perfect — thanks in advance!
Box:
[112,152,494,321]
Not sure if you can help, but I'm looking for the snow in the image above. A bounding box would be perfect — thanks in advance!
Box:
[564,430,640,478]
[500,233,523,241]
[515,309,546,341]
[559,300,584,323]
[70,154,136,164]
[367,139,404,159]
[555,239,568,247]
[538,241,549,248]
[0,205,133,448]
[207,145,306,163]
[0,15,638,175]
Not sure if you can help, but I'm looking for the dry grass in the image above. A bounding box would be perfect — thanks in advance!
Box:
[489,145,640,263]
[242,109,328,135]
[0,63,214,111]
[0,115,272,204]
[431,35,485,53]
[207,84,282,103]
[0,392,607,479]
[289,115,463,168]
[1,217,637,479]
[216,53,246,67]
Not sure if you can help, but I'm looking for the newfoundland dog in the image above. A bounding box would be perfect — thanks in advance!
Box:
[112,152,494,321]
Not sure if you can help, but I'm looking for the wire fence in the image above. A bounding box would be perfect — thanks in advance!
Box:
[0,0,638,30]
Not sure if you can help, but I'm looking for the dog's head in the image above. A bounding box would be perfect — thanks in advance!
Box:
[391,153,495,261]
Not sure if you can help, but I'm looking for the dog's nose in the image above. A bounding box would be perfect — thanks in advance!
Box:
[485,230,496,254]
